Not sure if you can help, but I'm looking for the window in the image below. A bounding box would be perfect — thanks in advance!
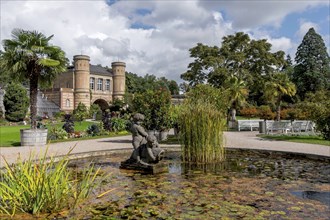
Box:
[66,99,70,107]
[90,77,95,90]
[97,78,103,90]
[106,79,110,91]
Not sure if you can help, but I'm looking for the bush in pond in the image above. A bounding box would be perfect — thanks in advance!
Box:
[179,85,228,163]
[0,147,100,216]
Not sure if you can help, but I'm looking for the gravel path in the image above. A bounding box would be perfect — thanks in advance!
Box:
[0,131,329,167]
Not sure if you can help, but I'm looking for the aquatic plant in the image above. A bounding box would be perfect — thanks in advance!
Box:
[179,102,226,163]
[179,85,228,163]
[0,146,100,216]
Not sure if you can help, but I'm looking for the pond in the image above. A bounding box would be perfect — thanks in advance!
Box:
[59,149,330,220]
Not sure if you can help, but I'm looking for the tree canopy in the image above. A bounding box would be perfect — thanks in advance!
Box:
[3,82,29,122]
[126,72,179,95]
[293,27,330,99]
[181,32,286,104]
[0,29,68,128]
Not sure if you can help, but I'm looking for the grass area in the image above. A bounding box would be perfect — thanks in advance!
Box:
[259,134,330,146]
[0,121,120,147]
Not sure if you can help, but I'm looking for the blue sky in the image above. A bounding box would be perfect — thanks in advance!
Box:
[1,0,329,82]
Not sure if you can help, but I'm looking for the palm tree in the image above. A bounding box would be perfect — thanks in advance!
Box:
[0,29,67,129]
[225,76,248,121]
[263,73,296,121]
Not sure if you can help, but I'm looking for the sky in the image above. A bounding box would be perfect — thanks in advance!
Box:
[1,0,329,83]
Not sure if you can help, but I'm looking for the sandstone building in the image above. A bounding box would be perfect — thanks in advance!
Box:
[43,55,126,113]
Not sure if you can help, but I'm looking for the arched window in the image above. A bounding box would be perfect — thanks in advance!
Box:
[66,99,70,107]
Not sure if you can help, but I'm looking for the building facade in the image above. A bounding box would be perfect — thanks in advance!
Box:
[43,55,126,112]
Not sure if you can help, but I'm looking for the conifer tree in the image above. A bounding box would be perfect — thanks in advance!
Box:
[3,83,29,122]
[293,28,330,99]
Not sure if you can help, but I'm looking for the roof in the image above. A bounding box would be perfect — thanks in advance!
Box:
[66,65,113,76]
[90,65,113,76]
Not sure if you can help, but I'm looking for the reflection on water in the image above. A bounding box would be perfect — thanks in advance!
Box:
[291,191,330,208]
[66,149,330,219]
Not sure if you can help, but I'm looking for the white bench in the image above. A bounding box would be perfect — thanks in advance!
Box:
[237,120,261,131]
[266,121,291,134]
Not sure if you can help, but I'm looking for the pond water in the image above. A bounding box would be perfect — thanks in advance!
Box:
[67,149,329,219]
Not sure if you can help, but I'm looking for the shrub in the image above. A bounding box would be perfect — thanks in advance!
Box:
[62,114,74,133]
[239,106,258,118]
[73,102,88,123]
[131,88,172,131]
[89,104,101,119]
[102,110,112,131]
[111,118,128,132]
[48,126,68,140]
[86,124,101,136]
[0,147,100,216]
[257,105,275,120]
[3,83,29,122]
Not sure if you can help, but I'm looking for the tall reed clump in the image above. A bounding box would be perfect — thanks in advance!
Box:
[0,146,100,217]
[179,103,226,163]
[179,84,229,163]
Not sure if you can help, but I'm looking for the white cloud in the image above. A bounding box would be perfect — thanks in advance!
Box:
[0,0,328,83]
[198,0,328,29]
[296,20,320,39]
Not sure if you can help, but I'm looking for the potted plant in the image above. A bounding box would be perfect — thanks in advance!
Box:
[0,29,67,146]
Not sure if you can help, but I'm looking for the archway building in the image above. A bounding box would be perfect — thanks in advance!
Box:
[43,55,126,112]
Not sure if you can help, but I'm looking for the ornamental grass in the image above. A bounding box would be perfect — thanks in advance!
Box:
[0,146,100,216]
[179,102,226,163]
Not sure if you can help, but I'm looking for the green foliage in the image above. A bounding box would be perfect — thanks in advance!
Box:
[185,84,230,113]
[263,73,296,121]
[293,28,330,99]
[111,118,128,132]
[297,90,330,140]
[181,32,286,105]
[0,147,100,216]
[48,126,68,140]
[86,124,101,136]
[258,105,275,120]
[0,28,68,129]
[179,85,227,163]
[126,72,179,95]
[73,102,88,123]
[3,83,29,122]
[131,89,172,131]
[89,104,101,118]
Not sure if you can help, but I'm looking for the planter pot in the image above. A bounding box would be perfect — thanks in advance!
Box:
[20,129,48,146]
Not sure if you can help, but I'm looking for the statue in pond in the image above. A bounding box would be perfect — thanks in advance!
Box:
[120,113,167,174]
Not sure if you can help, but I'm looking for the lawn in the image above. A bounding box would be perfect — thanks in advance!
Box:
[0,121,101,147]
[258,134,330,146]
